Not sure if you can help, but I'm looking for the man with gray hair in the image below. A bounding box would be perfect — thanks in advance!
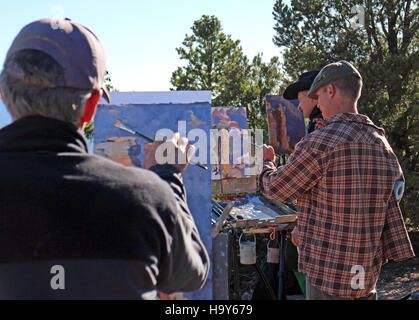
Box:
[261,61,415,300]
[0,18,209,300]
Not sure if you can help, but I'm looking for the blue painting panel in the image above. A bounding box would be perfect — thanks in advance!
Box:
[0,100,12,129]
[93,103,212,300]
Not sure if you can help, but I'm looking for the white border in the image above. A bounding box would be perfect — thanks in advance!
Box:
[100,91,212,105]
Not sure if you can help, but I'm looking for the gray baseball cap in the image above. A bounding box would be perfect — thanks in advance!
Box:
[4,18,111,103]
[308,60,362,99]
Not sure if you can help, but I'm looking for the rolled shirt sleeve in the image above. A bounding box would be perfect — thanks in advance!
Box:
[259,140,323,203]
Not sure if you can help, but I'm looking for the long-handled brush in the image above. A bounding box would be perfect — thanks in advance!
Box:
[114,120,208,171]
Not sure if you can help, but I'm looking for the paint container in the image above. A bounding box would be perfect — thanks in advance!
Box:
[239,233,257,265]
[267,240,280,264]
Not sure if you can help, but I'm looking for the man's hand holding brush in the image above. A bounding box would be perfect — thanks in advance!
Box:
[263,144,276,163]
[143,133,196,174]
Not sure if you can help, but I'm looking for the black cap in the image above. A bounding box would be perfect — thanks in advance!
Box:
[283,70,320,100]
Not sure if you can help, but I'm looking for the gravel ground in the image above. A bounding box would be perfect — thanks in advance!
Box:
[234,229,419,300]
[376,229,418,300]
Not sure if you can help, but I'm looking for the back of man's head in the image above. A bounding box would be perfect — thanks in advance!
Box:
[332,76,363,103]
[0,18,110,127]
[0,50,93,126]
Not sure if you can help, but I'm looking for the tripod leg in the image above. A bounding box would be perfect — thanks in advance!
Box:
[253,264,277,300]
[278,230,286,300]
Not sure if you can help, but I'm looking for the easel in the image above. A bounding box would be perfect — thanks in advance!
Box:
[212,199,297,300]
[241,223,296,300]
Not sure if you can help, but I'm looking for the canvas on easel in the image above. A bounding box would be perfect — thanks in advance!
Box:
[211,107,257,195]
[266,94,305,156]
[93,91,213,300]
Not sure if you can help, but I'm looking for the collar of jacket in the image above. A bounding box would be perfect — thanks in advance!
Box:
[324,112,385,134]
[309,106,323,121]
[0,115,89,154]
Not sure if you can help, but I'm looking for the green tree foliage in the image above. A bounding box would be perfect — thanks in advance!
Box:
[171,15,282,133]
[83,120,94,141]
[273,0,419,224]
[171,15,246,105]
[244,54,282,132]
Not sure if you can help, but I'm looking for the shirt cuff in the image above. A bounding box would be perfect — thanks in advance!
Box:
[263,161,276,169]
[149,164,181,177]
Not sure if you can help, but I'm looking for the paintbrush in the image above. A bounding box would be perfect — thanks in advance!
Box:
[114,120,154,143]
[114,120,209,171]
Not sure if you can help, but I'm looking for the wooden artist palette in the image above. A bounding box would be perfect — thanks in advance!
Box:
[214,195,297,230]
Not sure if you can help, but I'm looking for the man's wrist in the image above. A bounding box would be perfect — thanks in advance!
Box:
[149,164,181,176]
[263,160,275,167]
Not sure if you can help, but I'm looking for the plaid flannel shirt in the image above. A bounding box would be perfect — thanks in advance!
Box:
[260,113,415,299]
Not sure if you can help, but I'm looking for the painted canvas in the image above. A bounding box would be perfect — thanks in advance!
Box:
[93,92,213,300]
[211,107,257,195]
[211,107,251,180]
[266,95,305,155]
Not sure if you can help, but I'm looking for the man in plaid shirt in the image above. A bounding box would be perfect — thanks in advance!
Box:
[260,61,415,300]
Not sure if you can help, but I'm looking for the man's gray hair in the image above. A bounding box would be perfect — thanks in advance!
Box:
[332,76,363,102]
[0,49,92,126]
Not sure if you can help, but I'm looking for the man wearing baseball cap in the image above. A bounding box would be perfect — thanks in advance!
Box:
[0,19,209,299]
[283,70,323,134]
[260,60,415,300]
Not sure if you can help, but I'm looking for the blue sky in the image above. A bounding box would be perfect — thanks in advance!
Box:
[0,0,283,127]
[0,0,281,91]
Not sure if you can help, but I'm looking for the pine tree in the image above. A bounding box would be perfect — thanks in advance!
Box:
[171,15,282,133]
[273,0,419,224]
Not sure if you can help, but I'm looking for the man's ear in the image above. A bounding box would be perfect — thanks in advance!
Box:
[80,90,101,124]
[327,84,337,98]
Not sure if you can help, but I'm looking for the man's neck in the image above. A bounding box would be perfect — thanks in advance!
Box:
[334,99,358,116]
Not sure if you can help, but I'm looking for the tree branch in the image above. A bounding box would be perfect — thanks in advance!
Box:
[401,0,419,53]
[366,2,384,56]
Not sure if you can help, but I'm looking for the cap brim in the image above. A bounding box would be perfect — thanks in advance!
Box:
[102,87,111,103]
[308,81,324,99]
[308,92,318,99]
[283,81,312,100]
